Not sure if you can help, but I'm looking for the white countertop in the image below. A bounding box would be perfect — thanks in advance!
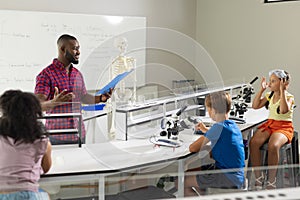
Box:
[44,108,268,177]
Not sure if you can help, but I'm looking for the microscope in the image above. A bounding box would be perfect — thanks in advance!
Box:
[157,105,188,146]
[230,77,258,122]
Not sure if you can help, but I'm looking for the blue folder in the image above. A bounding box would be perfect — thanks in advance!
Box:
[95,69,133,95]
[81,104,106,111]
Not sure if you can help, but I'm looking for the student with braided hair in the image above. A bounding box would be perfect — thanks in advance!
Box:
[250,69,294,190]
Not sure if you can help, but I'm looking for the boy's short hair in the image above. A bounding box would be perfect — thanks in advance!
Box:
[205,91,231,114]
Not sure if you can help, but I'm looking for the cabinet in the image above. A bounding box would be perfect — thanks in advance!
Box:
[115,84,246,140]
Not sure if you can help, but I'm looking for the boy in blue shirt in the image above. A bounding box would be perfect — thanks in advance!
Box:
[184,91,245,196]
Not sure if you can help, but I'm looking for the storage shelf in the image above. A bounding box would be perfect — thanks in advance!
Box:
[48,129,79,135]
[42,113,82,118]
[115,84,246,140]
[39,113,83,147]
[127,105,203,127]
[116,83,244,113]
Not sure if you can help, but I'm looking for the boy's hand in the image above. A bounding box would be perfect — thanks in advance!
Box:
[195,122,209,133]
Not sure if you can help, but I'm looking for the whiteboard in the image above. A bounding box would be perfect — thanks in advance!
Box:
[0,10,146,93]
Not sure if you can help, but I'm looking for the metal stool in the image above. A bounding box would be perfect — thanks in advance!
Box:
[205,179,248,195]
[260,141,295,188]
[113,185,175,200]
[291,131,299,186]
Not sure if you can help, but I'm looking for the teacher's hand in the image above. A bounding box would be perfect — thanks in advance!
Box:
[100,88,114,102]
[52,87,75,104]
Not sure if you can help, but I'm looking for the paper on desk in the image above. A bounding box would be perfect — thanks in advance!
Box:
[95,69,134,95]
[150,136,183,148]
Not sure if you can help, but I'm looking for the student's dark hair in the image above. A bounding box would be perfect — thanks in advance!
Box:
[205,91,231,114]
[0,90,48,143]
[57,34,77,46]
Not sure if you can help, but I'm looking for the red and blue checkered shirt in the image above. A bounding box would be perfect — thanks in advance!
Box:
[35,59,87,141]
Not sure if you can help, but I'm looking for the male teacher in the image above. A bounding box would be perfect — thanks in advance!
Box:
[35,34,112,144]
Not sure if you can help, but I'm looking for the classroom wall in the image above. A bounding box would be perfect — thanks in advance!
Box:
[0,0,198,92]
[2,0,297,128]
[196,0,300,131]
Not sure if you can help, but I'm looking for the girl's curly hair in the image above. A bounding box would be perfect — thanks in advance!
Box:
[0,90,48,144]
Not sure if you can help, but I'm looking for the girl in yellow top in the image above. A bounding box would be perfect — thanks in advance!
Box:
[250,69,294,190]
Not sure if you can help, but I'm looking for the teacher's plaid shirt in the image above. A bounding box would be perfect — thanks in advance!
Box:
[35,59,87,141]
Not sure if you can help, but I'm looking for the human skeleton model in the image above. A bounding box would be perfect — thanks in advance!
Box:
[108,37,136,137]
[110,37,136,104]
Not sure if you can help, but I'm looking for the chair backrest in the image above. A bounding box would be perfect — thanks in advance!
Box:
[291,131,299,165]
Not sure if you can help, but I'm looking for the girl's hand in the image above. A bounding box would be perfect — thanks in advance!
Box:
[280,78,288,91]
[261,76,268,90]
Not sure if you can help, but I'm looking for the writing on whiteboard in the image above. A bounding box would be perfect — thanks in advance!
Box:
[0,10,146,93]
